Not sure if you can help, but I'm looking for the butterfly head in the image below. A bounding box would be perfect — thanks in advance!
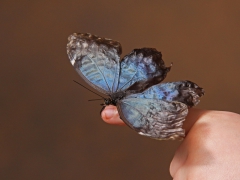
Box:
[103,98,116,106]
[103,91,127,106]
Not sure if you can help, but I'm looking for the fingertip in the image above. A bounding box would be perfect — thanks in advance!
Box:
[101,106,125,125]
[101,106,116,120]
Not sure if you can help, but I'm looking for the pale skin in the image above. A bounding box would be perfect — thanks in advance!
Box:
[101,106,240,180]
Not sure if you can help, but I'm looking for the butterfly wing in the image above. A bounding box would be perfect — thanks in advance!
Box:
[67,33,122,94]
[117,81,204,140]
[126,80,204,107]
[117,48,172,93]
[67,33,172,95]
[117,98,188,140]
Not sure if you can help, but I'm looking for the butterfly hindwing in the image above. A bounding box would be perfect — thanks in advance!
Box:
[117,98,188,140]
[67,33,122,94]
[118,48,171,93]
[117,81,203,140]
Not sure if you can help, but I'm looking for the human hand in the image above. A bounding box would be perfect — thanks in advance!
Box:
[101,106,240,180]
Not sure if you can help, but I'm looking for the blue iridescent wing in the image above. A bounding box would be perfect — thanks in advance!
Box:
[126,80,204,107]
[117,48,172,93]
[117,81,204,140]
[67,33,122,94]
[117,98,188,140]
[67,33,172,95]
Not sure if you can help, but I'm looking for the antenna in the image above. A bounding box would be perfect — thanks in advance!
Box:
[73,80,105,99]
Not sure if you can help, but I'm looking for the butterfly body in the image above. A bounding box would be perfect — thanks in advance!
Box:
[67,33,204,140]
[103,91,126,106]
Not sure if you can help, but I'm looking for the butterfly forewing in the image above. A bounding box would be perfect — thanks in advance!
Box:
[67,33,121,94]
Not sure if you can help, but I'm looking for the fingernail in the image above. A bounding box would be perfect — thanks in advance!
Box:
[103,108,117,119]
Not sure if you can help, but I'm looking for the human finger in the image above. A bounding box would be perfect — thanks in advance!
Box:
[101,105,125,125]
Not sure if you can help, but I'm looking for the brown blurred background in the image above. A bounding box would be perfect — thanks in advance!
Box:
[1,0,240,179]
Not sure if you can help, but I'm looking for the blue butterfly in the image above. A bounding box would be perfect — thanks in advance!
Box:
[67,33,204,140]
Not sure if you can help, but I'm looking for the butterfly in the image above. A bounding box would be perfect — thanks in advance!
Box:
[66,33,204,140]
